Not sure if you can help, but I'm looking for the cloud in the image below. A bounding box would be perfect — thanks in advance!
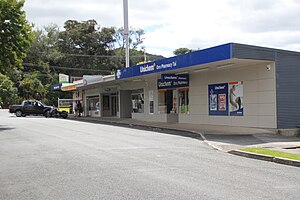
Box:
[23,0,300,57]
[24,0,124,28]
[231,0,300,32]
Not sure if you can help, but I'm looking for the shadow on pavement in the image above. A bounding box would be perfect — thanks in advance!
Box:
[204,133,300,145]
[68,118,202,140]
[0,125,15,132]
[204,134,265,146]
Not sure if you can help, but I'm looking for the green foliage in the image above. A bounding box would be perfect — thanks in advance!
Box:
[0,4,162,106]
[112,27,147,68]
[0,73,19,107]
[18,71,47,100]
[114,27,145,50]
[24,24,62,73]
[242,147,300,161]
[173,47,193,56]
[0,0,33,75]
[57,20,116,76]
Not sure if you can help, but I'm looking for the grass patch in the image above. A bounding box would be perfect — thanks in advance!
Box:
[242,147,300,161]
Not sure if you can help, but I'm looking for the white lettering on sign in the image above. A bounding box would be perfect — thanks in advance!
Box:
[140,64,156,73]
[159,81,172,87]
[157,61,177,70]
[215,85,226,90]
[163,76,177,80]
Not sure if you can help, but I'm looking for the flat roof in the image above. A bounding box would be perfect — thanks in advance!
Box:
[115,43,232,80]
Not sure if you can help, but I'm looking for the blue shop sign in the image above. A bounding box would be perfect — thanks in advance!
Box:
[50,83,63,91]
[161,74,189,81]
[158,74,189,89]
[115,43,232,80]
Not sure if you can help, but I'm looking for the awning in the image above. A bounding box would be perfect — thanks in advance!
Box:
[50,83,75,91]
[61,84,76,91]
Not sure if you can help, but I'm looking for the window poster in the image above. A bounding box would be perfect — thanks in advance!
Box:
[208,83,228,116]
[229,81,244,116]
[149,90,154,114]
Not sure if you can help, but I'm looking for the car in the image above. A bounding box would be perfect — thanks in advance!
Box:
[9,100,68,119]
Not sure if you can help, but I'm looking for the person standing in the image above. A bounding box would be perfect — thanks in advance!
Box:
[77,101,83,117]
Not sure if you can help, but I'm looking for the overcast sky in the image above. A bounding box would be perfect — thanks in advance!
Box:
[23,0,300,57]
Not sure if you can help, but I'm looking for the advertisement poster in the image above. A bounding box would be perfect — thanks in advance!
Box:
[208,83,228,116]
[149,90,154,114]
[218,94,227,111]
[229,81,244,116]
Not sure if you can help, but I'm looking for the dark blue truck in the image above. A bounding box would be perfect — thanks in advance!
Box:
[9,100,68,118]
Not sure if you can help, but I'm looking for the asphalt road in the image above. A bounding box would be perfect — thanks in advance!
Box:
[1,110,300,200]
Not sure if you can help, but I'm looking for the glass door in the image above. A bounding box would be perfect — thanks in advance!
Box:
[111,94,118,117]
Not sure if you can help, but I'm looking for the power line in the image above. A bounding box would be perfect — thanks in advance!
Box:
[22,63,111,73]
[33,52,162,59]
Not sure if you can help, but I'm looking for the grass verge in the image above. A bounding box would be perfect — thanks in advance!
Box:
[242,147,300,161]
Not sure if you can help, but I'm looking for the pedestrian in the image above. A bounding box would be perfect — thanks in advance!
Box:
[77,101,83,117]
[75,101,79,117]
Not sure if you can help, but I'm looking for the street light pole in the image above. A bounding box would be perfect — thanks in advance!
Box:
[123,0,129,68]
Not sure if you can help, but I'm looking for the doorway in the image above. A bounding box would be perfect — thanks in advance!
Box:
[111,93,118,117]
[165,90,173,113]
[102,93,119,117]
[102,94,110,116]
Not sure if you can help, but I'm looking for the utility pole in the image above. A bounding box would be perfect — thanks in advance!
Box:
[143,47,147,63]
[123,0,129,68]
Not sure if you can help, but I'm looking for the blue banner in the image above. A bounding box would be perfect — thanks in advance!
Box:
[115,43,232,80]
[208,83,229,116]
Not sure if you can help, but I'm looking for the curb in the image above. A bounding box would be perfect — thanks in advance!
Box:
[229,150,300,168]
[68,118,234,153]
[68,117,300,167]
[67,117,203,140]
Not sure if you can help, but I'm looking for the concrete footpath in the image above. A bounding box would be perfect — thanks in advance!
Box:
[68,116,300,167]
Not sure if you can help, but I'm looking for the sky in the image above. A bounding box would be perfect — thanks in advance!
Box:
[23,0,300,57]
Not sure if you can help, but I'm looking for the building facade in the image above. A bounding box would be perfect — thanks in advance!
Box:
[74,43,300,129]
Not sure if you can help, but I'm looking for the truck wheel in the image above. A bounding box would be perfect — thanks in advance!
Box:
[61,111,68,119]
[44,111,51,118]
[15,110,23,117]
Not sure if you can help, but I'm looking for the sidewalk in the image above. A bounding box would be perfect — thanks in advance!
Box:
[68,116,300,155]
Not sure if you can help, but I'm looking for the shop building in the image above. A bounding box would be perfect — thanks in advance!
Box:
[74,43,300,129]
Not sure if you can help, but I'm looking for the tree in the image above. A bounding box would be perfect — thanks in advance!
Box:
[18,71,47,101]
[113,27,146,68]
[23,24,62,74]
[0,73,19,107]
[57,20,116,76]
[173,48,193,56]
[0,0,33,75]
[114,27,145,50]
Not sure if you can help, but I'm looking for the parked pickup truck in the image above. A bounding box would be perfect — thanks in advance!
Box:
[9,100,67,118]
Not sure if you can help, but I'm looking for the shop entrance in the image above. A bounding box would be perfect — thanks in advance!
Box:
[165,90,173,113]
[102,93,119,117]
[111,94,118,117]
[158,89,178,114]
[102,94,110,116]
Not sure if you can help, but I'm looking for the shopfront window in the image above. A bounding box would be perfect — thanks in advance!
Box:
[87,96,100,111]
[178,89,189,114]
[158,90,177,114]
[131,89,144,113]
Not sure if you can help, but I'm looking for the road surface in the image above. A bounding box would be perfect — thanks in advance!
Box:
[0,110,299,200]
